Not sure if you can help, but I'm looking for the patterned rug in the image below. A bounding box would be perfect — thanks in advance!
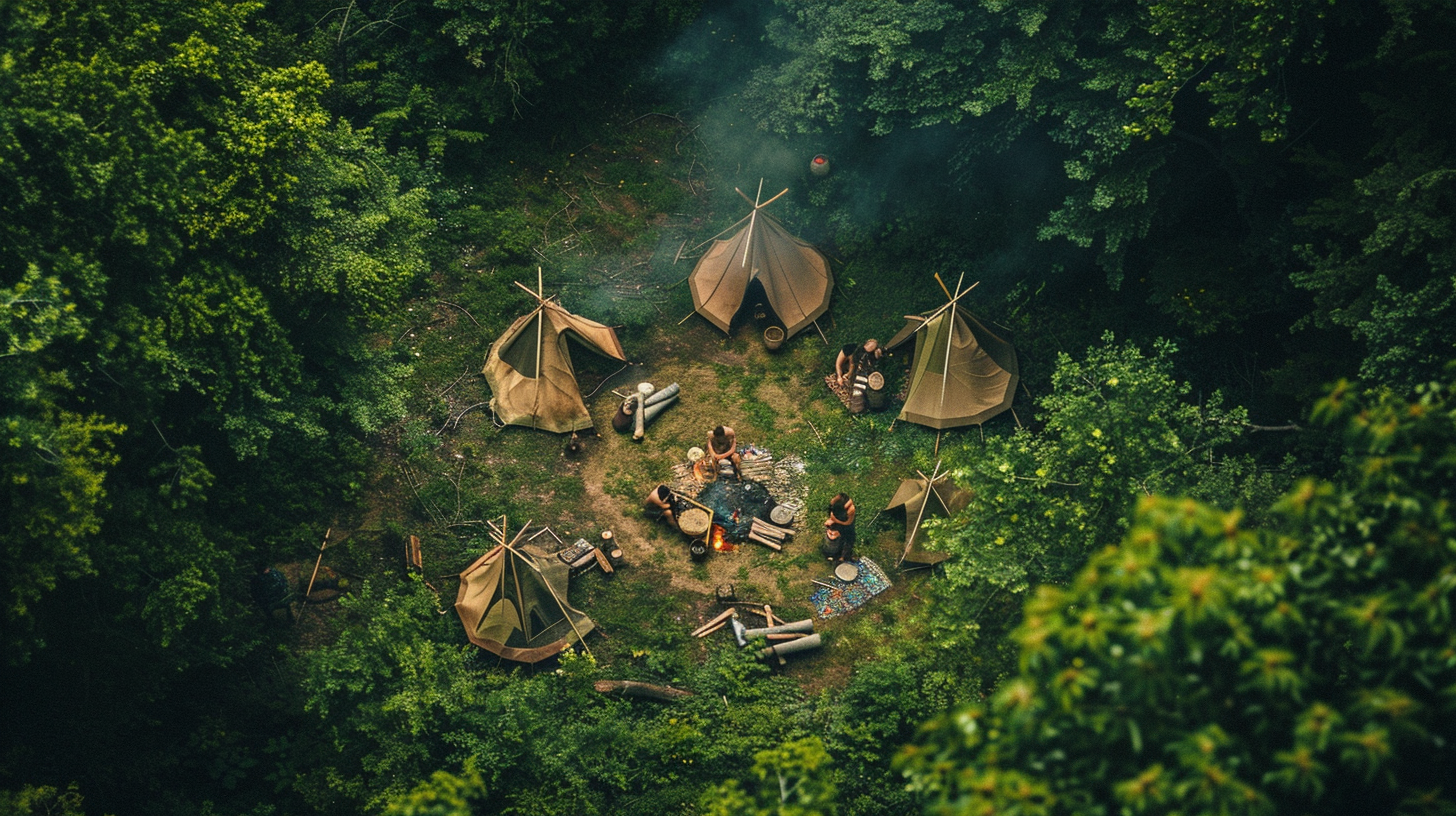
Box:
[810,557,892,618]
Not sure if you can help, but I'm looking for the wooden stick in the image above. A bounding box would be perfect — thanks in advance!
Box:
[696,620,728,638]
[765,632,805,641]
[303,528,332,601]
[811,578,838,590]
[690,608,736,637]
[747,532,783,551]
[764,604,779,628]
[749,521,788,540]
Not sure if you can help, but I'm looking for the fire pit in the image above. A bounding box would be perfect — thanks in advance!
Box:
[695,480,775,544]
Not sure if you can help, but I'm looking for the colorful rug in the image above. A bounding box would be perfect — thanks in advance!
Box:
[810,557,892,618]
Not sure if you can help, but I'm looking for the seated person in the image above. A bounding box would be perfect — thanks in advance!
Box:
[707,425,743,482]
[644,484,679,529]
[835,339,882,386]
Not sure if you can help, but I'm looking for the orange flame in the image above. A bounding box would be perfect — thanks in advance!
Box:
[710,524,732,552]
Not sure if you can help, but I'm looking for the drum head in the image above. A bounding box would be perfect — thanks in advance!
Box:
[770,505,794,526]
[866,371,885,390]
[680,508,711,536]
[834,562,860,582]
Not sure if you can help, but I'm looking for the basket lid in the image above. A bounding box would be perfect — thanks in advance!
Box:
[680,507,711,535]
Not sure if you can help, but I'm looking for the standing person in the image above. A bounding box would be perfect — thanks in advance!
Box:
[707,425,743,482]
[822,492,857,563]
[835,339,882,387]
[644,484,679,530]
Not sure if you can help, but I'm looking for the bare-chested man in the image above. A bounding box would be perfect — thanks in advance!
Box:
[707,425,743,482]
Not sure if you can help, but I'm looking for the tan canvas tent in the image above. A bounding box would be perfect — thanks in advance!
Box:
[484,271,627,433]
[885,277,1018,429]
[688,185,832,338]
[454,523,594,663]
[885,461,971,568]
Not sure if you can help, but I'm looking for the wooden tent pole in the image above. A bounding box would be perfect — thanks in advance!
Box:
[812,320,829,344]
[757,188,790,209]
[934,272,953,300]
[739,181,764,269]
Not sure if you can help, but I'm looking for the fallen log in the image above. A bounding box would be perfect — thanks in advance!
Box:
[593,680,694,702]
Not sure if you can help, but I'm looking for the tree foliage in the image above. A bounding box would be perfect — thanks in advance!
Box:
[933,333,1261,593]
[901,373,1456,814]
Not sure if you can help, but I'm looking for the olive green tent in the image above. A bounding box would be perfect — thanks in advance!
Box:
[687,185,832,339]
[885,461,971,568]
[885,277,1018,429]
[454,523,594,663]
[484,271,627,433]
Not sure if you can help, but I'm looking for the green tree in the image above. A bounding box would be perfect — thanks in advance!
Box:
[900,373,1456,814]
[932,333,1259,594]
[701,736,837,816]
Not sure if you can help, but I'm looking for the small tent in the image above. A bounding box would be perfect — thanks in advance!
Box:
[884,277,1018,429]
[885,461,972,568]
[454,524,595,663]
[688,185,832,338]
[483,271,627,433]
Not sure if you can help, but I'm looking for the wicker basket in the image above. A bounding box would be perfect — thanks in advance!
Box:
[679,507,711,536]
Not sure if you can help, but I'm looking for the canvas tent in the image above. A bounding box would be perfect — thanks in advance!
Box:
[885,461,972,568]
[885,277,1018,429]
[484,271,627,433]
[687,185,832,338]
[454,522,595,663]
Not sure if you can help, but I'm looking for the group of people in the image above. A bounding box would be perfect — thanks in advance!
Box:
[641,341,881,564]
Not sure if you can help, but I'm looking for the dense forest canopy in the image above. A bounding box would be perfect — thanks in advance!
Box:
[2,0,1453,814]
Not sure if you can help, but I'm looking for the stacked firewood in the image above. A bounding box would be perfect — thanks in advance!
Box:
[746,517,792,551]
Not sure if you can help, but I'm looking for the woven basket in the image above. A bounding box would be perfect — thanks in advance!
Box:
[679,507,711,536]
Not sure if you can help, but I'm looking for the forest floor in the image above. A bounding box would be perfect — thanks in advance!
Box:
[295,111,970,694]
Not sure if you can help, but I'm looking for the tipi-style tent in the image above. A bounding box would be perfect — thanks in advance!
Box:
[454,521,595,663]
[687,184,832,338]
[885,276,1018,429]
[885,460,972,568]
[484,270,627,433]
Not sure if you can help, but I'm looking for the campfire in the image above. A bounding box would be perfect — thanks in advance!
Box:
[710,524,732,552]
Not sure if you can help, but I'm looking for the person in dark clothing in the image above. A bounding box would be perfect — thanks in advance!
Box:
[251,564,291,617]
[644,484,679,530]
[835,339,882,386]
[821,492,857,562]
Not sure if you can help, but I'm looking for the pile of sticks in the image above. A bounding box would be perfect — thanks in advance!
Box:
[689,603,785,638]
[746,517,792,551]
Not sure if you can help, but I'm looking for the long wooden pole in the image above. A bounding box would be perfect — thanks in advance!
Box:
[303,527,332,602]
[739,180,764,268]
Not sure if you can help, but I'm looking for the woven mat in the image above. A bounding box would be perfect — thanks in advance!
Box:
[824,375,853,410]
[810,557,892,618]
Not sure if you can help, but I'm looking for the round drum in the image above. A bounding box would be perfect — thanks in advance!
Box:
[679,508,711,536]
[865,371,888,410]
[770,504,795,526]
[834,562,860,582]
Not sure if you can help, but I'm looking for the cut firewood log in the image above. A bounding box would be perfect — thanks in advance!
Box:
[765,632,805,641]
[593,680,694,701]
[746,532,783,551]
[749,520,789,540]
[592,548,614,575]
[690,608,735,637]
